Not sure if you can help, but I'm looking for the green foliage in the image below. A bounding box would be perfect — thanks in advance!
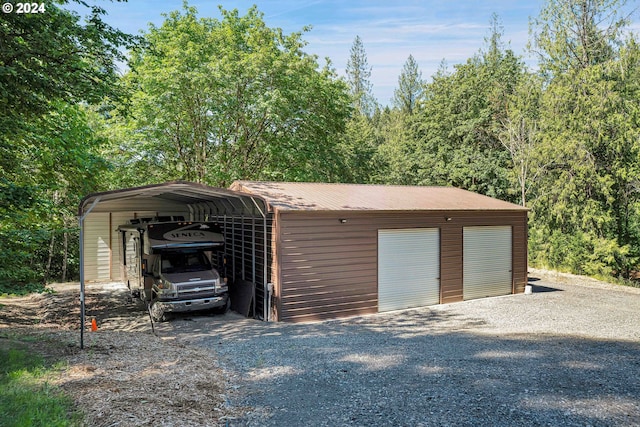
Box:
[339,114,379,183]
[378,21,523,202]
[111,5,351,187]
[530,36,640,278]
[0,0,139,151]
[0,343,80,426]
[393,55,424,115]
[524,0,640,278]
[372,109,419,184]
[530,0,630,77]
[0,102,104,291]
[498,73,544,207]
[529,227,633,278]
[346,36,377,117]
[0,1,138,291]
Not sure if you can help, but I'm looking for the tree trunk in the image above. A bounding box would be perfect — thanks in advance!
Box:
[62,231,68,282]
[44,233,55,283]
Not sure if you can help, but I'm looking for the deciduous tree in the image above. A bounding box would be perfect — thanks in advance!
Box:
[114,5,351,187]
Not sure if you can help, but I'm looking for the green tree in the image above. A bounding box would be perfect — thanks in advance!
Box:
[528,0,640,277]
[339,114,378,183]
[346,35,377,117]
[393,55,424,115]
[530,50,640,277]
[0,0,138,168]
[373,108,419,185]
[0,1,138,291]
[113,5,351,187]
[0,103,108,291]
[530,0,631,77]
[403,21,525,200]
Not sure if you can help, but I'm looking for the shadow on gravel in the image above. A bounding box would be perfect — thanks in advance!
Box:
[530,284,562,293]
[528,277,563,293]
[182,310,640,427]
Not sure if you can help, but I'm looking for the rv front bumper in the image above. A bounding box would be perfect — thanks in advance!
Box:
[156,294,228,313]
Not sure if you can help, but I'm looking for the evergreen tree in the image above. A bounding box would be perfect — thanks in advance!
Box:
[346,36,377,117]
[530,0,631,78]
[393,55,424,115]
[528,0,640,277]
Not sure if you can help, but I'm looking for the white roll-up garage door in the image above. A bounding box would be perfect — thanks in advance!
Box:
[463,226,512,300]
[378,228,440,312]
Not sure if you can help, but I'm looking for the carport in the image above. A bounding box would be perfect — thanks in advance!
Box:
[80,180,528,328]
[78,181,273,347]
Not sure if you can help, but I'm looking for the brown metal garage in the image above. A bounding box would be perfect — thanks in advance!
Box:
[231,181,528,322]
[80,181,528,324]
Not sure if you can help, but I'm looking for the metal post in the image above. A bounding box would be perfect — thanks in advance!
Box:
[78,197,100,350]
[79,222,85,349]
[249,197,269,321]
[241,214,245,280]
[262,214,268,320]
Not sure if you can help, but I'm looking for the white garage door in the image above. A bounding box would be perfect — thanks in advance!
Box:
[378,228,440,312]
[463,226,512,300]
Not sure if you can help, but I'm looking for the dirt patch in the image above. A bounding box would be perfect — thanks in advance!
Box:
[0,282,246,426]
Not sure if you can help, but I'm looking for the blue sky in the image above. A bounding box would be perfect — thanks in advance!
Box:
[70,1,546,104]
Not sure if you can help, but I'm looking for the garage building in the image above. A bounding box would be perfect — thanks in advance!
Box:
[79,181,528,322]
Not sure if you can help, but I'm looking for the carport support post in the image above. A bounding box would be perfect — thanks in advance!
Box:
[250,197,269,321]
[78,197,100,350]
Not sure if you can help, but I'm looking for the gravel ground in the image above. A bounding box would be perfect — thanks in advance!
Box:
[156,269,640,426]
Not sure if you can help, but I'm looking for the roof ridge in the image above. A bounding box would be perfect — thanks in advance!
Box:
[234,180,452,189]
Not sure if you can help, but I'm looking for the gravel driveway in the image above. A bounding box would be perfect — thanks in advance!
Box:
[159,269,640,426]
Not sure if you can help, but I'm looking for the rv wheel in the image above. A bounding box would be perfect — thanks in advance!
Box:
[149,301,168,322]
[213,297,231,315]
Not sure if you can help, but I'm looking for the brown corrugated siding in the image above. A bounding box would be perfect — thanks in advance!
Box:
[440,225,463,303]
[274,210,528,322]
[512,215,529,294]
[275,213,377,322]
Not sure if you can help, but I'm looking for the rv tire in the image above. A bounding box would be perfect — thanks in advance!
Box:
[213,297,231,315]
[149,301,168,322]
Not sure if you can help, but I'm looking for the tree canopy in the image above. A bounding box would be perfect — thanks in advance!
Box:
[0,0,139,291]
[111,5,351,187]
[3,0,640,291]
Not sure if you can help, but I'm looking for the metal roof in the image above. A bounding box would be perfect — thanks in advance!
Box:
[78,181,267,217]
[231,181,528,212]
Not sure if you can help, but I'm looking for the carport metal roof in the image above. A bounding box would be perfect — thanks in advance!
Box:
[78,180,268,217]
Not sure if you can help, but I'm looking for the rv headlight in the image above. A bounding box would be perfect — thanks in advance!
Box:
[157,279,176,295]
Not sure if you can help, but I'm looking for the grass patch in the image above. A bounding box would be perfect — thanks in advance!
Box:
[0,338,81,427]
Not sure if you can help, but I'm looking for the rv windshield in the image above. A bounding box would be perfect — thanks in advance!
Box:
[160,251,212,274]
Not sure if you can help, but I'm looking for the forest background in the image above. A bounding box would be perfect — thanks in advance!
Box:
[2,0,640,293]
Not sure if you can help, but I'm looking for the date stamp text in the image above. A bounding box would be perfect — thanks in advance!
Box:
[2,3,46,14]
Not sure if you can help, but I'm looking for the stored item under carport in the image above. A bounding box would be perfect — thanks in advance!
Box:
[117,218,230,321]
